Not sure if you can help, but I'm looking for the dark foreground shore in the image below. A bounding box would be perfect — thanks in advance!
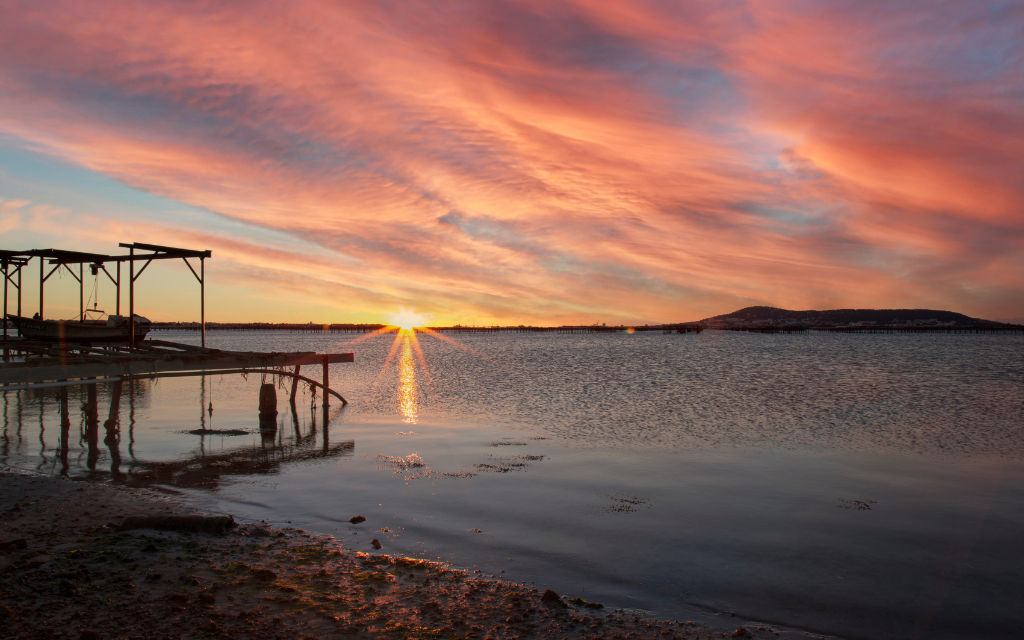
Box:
[0,470,779,640]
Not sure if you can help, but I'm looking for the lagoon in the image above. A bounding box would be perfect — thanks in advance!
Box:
[2,330,1022,639]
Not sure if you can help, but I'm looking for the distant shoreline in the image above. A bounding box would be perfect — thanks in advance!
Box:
[144,322,1023,335]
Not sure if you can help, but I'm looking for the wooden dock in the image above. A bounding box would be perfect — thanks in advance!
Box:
[0,338,353,403]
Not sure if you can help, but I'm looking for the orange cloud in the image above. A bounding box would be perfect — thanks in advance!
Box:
[0,1,1021,322]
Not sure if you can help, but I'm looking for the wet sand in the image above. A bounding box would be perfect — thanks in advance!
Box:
[0,469,780,640]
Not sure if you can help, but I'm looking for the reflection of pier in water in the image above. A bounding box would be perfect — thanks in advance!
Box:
[1,376,353,490]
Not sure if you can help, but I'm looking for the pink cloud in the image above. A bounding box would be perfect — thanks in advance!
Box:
[0,1,1021,322]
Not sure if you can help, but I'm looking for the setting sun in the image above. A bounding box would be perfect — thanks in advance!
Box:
[388,305,433,331]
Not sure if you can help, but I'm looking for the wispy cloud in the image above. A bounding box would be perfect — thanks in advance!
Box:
[0,0,1020,322]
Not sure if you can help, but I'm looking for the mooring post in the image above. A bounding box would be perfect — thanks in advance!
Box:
[290,364,301,404]
[322,355,330,407]
[259,383,278,415]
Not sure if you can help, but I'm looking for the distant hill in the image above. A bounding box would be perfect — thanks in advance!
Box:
[697,306,1004,328]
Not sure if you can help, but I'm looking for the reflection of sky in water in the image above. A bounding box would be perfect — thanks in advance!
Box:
[3,331,1024,639]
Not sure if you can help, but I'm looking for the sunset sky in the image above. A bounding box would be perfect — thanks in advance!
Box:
[1,1,1022,325]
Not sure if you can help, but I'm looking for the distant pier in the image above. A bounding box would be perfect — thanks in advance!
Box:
[150,322,705,335]
[142,321,1024,335]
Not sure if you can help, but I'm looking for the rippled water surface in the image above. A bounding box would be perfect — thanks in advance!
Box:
[3,330,1023,639]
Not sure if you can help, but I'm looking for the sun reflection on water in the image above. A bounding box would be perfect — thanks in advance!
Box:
[398,332,418,423]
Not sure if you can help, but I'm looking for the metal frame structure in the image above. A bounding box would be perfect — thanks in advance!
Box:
[1,252,29,341]
[1,243,211,346]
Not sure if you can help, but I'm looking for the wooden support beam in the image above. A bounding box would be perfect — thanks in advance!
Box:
[200,257,205,348]
[38,255,43,320]
[3,260,7,341]
[129,245,134,346]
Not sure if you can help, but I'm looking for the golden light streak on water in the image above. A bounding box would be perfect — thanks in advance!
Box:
[398,331,418,423]
[406,328,435,394]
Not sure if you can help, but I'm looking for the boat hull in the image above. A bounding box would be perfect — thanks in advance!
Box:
[5,315,150,343]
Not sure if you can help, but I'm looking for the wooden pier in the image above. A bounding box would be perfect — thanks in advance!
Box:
[2,240,358,406]
[3,242,212,346]
[0,338,353,403]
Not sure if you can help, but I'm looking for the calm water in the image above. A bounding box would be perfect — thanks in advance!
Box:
[3,330,1023,639]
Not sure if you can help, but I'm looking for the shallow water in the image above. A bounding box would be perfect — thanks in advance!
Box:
[3,329,1023,639]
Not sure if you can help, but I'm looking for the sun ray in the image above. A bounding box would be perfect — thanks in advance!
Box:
[369,329,406,400]
[326,325,397,350]
[416,327,504,367]
[406,329,436,395]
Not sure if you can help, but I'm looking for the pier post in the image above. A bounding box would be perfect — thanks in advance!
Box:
[79,263,84,322]
[291,400,301,440]
[38,255,44,320]
[322,400,330,451]
[259,382,278,433]
[322,355,330,407]
[200,256,205,348]
[290,364,300,404]
[2,258,7,341]
[259,383,278,415]
[116,261,121,316]
[129,246,134,347]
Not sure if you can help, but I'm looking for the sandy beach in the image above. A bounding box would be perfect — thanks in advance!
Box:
[0,469,779,640]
